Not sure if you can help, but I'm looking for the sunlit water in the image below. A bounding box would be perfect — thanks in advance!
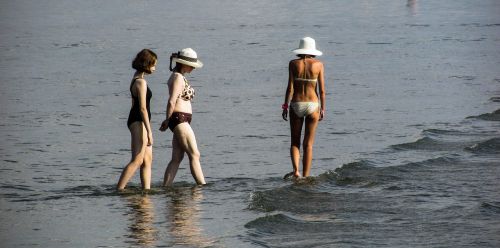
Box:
[1,0,499,247]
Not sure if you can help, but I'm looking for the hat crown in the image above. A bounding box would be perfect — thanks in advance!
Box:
[293,37,322,56]
[298,37,316,50]
[179,48,198,59]
[172,47,203,69]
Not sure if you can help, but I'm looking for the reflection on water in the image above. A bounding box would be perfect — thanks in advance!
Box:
[119,187,216,247]
[124,194,158,247]
[166,186,216,248]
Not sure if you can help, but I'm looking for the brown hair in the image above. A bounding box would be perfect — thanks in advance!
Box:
[132,49,157,74]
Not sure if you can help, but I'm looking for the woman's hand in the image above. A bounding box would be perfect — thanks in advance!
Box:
[147,132,153,146]
[159,119,169,132]
[282,109,288,121]
[319,109,325,121]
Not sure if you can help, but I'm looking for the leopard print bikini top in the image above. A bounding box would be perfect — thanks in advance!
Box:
[178,74,195,101]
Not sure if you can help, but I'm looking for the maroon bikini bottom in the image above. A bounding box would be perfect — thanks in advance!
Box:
[168,112,192,132]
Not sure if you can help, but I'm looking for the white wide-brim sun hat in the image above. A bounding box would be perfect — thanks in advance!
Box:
[172,48,203,68]
[292,37,322,56]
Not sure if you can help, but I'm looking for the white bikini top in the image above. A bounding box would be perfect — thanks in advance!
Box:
[294,77,317,82]
[295,58,317,83]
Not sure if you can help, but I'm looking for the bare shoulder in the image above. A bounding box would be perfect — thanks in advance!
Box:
[133,78,147,89]
[130,78,147,96]
[167,72,178,83]
[311,59,324,70]
[289,58,302,66]
[135,78,147,84]
[311,58,323,65]
[289,59,302,71]
[168,72,184,88]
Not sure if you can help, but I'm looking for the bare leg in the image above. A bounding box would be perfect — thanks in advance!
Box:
[139,123,152,190]
[163,134,184,187]
[117,122,147,190]
[175,123,206,185]
[302,112,320,177]
[140,145,153,190]
[289,110,304,178]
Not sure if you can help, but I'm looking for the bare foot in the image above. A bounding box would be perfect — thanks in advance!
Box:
[283,171,301,180]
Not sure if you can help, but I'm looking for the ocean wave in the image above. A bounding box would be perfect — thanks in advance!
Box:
[390,136,478,152]
[490,97,500,103]
[245,213,330,231]
[467,109,500,121]
[244,213,336,248]
[248,185,339,213]
[0,184,34,192]
[329,160,403,187]
[391,137,450,151]
[248,155,461,212]
[245,213,309,228]
[403,156,460,167]
[481,202,500,214]
[330,156,459,187]
[4,184,161,203]
[465,138,500,154]
[423,128,498,138]
[248,158,433,214]
[422,129,466,136]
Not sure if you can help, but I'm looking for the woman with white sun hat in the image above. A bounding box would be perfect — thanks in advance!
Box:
[282,37,326,179]
[160,48,206,186]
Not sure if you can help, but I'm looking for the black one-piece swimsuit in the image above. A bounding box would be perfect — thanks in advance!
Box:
[127,78,152,128]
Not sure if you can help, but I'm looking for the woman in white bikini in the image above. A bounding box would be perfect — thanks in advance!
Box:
[282,37,326,179]
[159,48,206,186]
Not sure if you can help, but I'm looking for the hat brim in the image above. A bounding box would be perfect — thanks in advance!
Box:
[292,48,322,56]
[173,58,203,68]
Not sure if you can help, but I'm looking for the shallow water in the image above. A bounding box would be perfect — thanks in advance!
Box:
[1,0,499,247]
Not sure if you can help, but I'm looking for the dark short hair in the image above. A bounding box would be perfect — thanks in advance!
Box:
[297,54,316,58]
[132,49,157,74]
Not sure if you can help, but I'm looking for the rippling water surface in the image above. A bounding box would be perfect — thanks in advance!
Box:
[1,0,499,247]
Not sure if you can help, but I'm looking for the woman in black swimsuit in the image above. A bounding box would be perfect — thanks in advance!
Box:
[117,49,157,190]
[159,48,206,186]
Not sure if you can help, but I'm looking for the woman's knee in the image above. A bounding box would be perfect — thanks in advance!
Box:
[142,153,152,168]
[144,148,152,160]
[170,152,184,164]
[303,144,313,152]
[141,162,151,170]
[188,149,200,160]
[303,139,314,150]
[291,136,301,148]
[290,131,302,147]
[129,153,145,166]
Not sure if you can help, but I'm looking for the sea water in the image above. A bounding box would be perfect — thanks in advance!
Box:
[1,0,499,247]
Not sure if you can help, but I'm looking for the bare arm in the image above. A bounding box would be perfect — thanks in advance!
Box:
[134,79,153,145]
[282,61,294,121]
[160,73,184,131]
[166,74,184,118]
[317,62,326,120]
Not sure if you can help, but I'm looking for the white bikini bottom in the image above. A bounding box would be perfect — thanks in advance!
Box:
[290,101,319,118]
